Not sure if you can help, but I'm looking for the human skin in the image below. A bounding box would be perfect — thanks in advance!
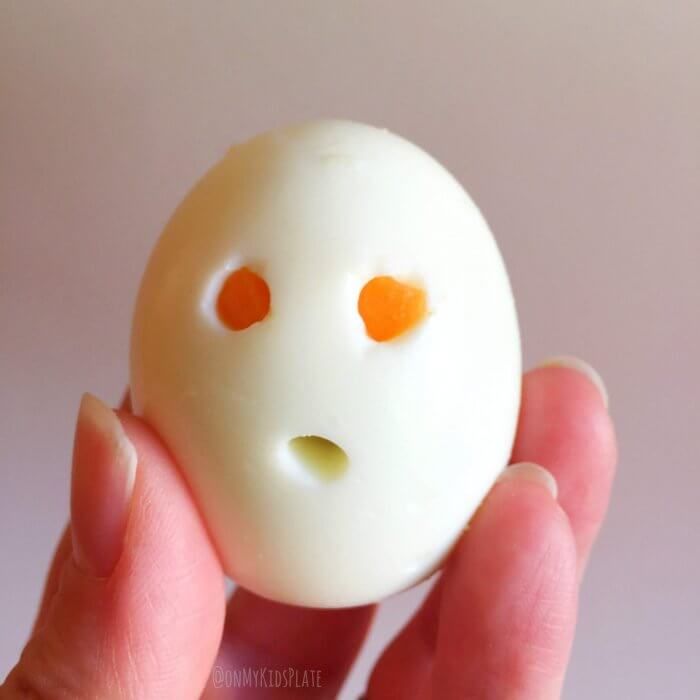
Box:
[1,360,616,699]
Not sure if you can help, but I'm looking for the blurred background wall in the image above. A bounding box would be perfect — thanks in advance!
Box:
[1,2,698,697]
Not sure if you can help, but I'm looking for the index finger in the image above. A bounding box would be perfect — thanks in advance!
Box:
[510,359,617,572]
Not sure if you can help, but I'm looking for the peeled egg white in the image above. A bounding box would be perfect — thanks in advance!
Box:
[130,120,521,607]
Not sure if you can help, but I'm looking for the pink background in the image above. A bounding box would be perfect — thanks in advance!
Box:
[2,3,698,697]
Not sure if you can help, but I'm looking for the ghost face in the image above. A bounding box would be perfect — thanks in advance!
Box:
[130,121,521,608]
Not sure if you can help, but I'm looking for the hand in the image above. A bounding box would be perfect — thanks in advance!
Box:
[1,359,616,699]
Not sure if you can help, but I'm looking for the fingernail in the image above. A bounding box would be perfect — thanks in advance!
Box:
[537,355,609,409]
[70,393,137,577]
[497,462,558,499]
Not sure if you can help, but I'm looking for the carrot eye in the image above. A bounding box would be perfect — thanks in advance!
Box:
[358,275,427,342]
[217,266,270,330]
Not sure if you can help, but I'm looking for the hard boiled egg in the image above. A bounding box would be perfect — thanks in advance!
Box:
[130,120,521,607]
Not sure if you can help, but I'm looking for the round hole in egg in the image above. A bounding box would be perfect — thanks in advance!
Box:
[216,266,270,330]
[287,435,349,482]
[358,275,427,342]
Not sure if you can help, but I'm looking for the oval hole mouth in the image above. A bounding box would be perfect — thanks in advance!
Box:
[288,436,349,482]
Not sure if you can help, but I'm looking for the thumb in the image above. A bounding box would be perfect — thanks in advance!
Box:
[2,394,226,699]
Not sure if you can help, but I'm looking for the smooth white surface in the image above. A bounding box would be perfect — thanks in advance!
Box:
[130,120,521,607]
